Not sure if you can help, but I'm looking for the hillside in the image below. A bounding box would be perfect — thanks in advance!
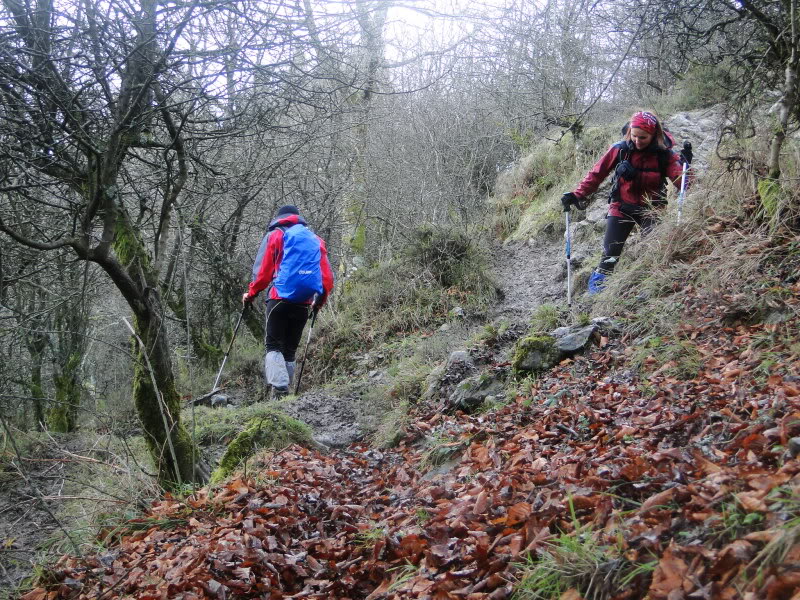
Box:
[21,278,800,599]
[15,106,800,599]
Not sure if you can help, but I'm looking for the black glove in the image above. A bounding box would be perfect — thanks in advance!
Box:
[680,141,693,165]
[615,159,637,181]
[311,295,324,314]
[561,192,588,212]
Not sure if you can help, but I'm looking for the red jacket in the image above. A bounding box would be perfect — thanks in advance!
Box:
[248,214,334,306]
[574,142,687,218]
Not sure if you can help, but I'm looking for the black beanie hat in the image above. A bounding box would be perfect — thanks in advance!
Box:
[276,205,300,217]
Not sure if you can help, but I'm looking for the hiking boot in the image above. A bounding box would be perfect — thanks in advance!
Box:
[270,385,289,400]
[587,270,607,296]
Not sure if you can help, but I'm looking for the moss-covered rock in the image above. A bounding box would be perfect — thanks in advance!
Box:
[512,335,559,376]
[210,412,312,483]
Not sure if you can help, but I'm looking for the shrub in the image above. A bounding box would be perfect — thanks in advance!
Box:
[309,226,499,383]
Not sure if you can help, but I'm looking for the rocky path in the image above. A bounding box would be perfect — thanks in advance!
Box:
[275,107,729,449]
[489,238,566,321]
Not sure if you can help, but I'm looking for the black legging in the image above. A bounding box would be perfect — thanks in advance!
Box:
[597,209,658,274]
[265,299,309,362]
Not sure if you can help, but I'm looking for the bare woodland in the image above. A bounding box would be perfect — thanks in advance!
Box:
[0,0,799,587]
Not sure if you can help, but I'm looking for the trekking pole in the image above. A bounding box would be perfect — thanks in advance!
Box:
[677,160,689,225]
[565,210,572,309]
[211,305,246,392]
[293,308,318,395]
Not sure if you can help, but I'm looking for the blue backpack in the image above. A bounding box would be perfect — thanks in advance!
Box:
[273,224,324,302]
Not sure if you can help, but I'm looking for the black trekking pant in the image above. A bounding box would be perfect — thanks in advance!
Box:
[265,299,309,362]
[597,208,658,274]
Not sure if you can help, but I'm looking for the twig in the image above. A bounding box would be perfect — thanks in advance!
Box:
[555,0,653,144]
[38,496,127,503]
[41,430,126,472]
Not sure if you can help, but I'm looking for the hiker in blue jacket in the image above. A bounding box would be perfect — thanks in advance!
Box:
[243,205,334,396]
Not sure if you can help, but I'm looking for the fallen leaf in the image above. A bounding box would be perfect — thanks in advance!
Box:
[649,545,689,600]
[474,490,490,515]
[506,502,531,526]
[639,487,677,513]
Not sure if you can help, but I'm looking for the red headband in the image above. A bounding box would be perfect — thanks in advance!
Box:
[630,111,658,135]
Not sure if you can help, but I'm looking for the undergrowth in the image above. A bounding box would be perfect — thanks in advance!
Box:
[308,225,499,384]
[514,502,656,600]
[210,411,311,483]
[495,130,608,242]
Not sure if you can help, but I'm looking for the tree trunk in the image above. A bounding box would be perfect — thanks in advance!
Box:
[48,353,81,433]
[767,62,798,180]
[132,296,199,486]
[107,214,202,487]
[343,0,389,270]
[24,331,48,431]
[29,360,46,432]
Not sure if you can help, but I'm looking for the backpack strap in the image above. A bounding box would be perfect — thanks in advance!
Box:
[654,148,673,199]
[609,142,675,203]
[608,141,631,203]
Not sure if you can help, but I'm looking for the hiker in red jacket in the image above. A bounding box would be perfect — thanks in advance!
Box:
[242,205,334,396]
[561,111,692,294]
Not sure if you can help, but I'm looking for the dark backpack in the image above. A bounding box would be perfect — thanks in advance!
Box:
[608,139,673,204]
[273,224,324,302]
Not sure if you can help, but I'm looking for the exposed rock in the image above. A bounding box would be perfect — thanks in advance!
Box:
[447,350,474,370]
[210,394,229,408]
[420,456,463,482]
[585,201,609,224]
[591,317,624,336]
[554,324,599,356]
[788,437,800,459]
[448,374,505,413]
[423,350,478,403]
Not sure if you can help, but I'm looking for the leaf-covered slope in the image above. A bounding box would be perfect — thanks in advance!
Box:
[24,279,800,599]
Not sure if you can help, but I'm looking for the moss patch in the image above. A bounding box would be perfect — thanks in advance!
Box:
[210,412,311,483]
[512,335,559,376]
